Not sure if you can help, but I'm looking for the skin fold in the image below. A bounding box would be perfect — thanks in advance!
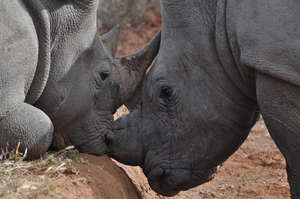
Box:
[107,0,300,198]
[0,0,160,159]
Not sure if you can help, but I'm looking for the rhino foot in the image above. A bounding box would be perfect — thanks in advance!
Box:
[0,103,53,160]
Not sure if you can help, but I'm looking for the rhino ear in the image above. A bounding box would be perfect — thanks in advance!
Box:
[101,25,120,57]
[73,0,98,11]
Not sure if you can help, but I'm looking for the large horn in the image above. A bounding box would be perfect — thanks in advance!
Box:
[112,31,161,108]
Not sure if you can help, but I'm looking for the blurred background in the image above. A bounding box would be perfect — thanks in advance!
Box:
[98,0,160,29]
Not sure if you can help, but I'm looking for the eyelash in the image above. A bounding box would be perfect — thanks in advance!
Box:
[94,72,104,89]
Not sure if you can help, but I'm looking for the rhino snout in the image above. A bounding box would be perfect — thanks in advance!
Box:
[104,131,117,147]
[107,114,144,166]
[104,115,126,148]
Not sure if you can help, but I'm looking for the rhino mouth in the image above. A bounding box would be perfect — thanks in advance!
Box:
[51,118,75,150]
[51,113,112,156]
[144,165,219,196]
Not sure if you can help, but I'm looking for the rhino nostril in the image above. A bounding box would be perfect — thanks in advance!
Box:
[105,132,116,146]
[100,71,110,81]
[148,167,165,182]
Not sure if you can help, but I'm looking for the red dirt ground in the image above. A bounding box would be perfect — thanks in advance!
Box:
[37,155,140,199]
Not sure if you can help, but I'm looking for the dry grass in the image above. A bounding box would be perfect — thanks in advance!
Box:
[0,106,128,199]
[0,146,87,199]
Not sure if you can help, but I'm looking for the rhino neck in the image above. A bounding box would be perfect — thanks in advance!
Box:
[161,0,257,101]
[23,0,51,104]
[215,0,257,101]
[40,0,97,42]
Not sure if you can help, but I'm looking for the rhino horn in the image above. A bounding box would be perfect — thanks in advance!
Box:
[101,25,121,57]
[113,31,161,108]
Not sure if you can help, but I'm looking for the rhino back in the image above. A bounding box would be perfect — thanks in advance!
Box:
[0,0,38,118]
[226,0,300,86]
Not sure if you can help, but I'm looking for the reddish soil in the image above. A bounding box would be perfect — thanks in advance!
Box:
[37,154,140,199]
[70,154,139,199]
[0,152,141,199]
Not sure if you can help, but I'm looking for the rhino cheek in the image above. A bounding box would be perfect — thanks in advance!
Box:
[64,111,113,155]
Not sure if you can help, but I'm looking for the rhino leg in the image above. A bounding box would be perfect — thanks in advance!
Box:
[0,103,53,160]
[257,73,300,198]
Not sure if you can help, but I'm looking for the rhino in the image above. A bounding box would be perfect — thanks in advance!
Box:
[107,0,300,197]
[0,0,160,160]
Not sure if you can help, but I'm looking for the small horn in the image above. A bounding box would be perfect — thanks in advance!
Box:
[112,31,161,107]
[101,25,120,57]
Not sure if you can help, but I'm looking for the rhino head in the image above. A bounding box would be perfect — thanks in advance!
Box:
[107,0,259,196]
[31,0,160,155]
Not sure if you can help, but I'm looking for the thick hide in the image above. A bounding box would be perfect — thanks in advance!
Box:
[108,0,300,198]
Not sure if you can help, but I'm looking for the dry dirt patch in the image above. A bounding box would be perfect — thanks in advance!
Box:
[0,149,139,199]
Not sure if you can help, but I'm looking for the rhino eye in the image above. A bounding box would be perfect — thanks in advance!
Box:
[160,86,173,99]
[99,71,110,81]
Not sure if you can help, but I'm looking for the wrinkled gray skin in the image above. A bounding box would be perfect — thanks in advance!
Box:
[108,0,300,197]
[0,0,160,160]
